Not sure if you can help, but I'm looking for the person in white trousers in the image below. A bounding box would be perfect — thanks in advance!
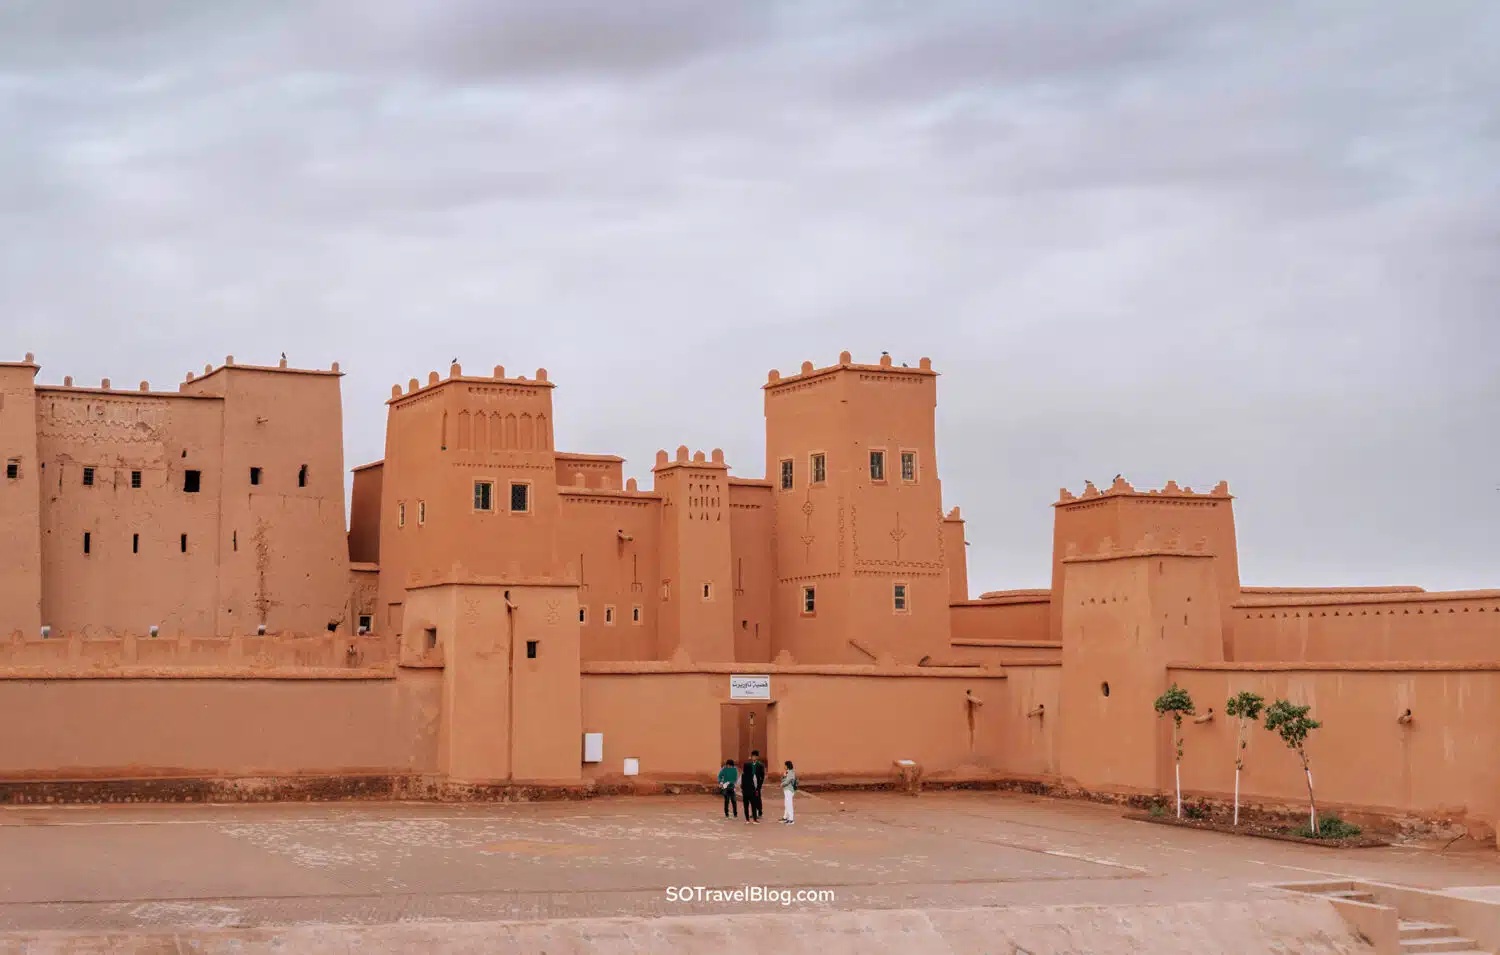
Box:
[780,760,797,824]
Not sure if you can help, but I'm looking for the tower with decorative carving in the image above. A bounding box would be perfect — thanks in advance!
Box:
[763,352,952,665]
[0,355,42,639]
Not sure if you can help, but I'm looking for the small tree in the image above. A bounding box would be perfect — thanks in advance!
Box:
[1264,699,1322,835]
[1225,691,1265,827]
[1153,684,1196,819]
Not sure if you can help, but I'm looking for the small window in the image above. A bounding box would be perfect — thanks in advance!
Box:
[579,606,588,624]
[893,583,909,613]
[510,482,530,513]
[232,530,237,551]
[779,459,793,490]
[5,459,18,480]
[298,464,308,488]
[810,453,826,484]
[130,470,141,488]
[632,605,642,625]
[250,466,261,486]
[869,450,885,482]
[604,605,615,626]
[398,502,406,527]
[901,451,916,483]
[424,627,437,651]
[358,614,372,634]
[661,582,671,601]
[526,640,538,659]
[132,533,139,554]
[474,480,493,512]
[418,500,426,525]
[83,531,91,555]
[183,470,201,493]
[702,582,713,602]
[82,466,95,487]
[802,586,816,615]
[180,533,188,553]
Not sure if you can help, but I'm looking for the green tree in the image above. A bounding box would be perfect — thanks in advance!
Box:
[1264,699,1322,835]
[1153,684,1196,819]
[1225,691,1265,826]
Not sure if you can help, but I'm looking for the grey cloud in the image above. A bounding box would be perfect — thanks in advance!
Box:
[1,1,1497,590]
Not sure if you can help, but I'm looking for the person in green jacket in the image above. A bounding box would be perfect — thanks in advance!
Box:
[780,760,797,824]
[717,759,739,818]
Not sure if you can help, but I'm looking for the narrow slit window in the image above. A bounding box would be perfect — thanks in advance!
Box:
[604,605,615,625]
[579,605,588,624]
[398,502,406,527]
[526,640,538,659]
[232,530,238,552]
[474,480,494,512]
[82,466,95,487]
[418,500,426,525]
[893,583,908,612]
[132,533,139,554]
[779,458,793,490]
[130,470,141,488]
[802,585,816,615]
[183,470,201,493]
[298,464,308,488]
[702,582,713,601]
[510,482,530,513]
[900,451,916,482]
[811,453,826,484]
[249,466,261,486]
[83,531,91,554]
[5,459,18,480]
[869,451,885,482]
[632,605,642,625]
[180,533,188,553]
[424,627,437,651]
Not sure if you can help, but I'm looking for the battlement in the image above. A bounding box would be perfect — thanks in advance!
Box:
[0,352,38,370]
[652,446,728,471]
[1054,476,1232,507]
[763,350,936,390]
[386,363,553,407]
[183,355,342,389]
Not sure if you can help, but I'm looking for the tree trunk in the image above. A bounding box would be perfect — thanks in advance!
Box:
[1301,754,1317,835]
[1175,761,1182,819]
[1233,766,1241,827]
[1173,723,1182,819]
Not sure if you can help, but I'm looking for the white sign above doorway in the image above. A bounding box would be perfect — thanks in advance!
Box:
[730,674,770,700]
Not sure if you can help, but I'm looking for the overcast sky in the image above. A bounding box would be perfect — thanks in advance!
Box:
[2,1,1496,591]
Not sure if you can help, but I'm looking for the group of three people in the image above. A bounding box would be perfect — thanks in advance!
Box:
[717,753,798,824]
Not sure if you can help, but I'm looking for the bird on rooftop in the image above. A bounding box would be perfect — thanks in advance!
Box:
[451,357,457,365]
[1114,473,1122,482]
[280,351,286,361]
[881,351,889,356]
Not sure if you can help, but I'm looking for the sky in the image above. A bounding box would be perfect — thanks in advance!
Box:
[1,1,1497,591]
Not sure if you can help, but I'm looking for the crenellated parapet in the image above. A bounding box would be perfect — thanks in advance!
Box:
[1055,477,1232,506]
[763,350,936,394]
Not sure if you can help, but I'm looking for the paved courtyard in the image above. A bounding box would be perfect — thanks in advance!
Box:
[0,790,1494,934]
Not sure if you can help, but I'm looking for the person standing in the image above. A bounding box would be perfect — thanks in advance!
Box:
[718,759,739,818]
[742,750,765,823]
[780,760,797,824]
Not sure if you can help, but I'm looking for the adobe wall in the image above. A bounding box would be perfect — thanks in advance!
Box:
[0,358,42,638]
[1231,590,1500,663]
[0,630,396,669]
[728,479,774,664]
[1050,480,1239,652]
[0,668,440,780]
[558,485,662,662]
[991,663,1061,779]
[348,461,383,565]
[580,663,1009,783]
[554,452,624,490]
[1166,664,1500,834]
[184,363,350,636]
[951,593,1051,642]
[36,385,227,636]
[943,508,968,602]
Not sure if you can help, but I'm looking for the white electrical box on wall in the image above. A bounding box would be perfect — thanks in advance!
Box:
[583,732,604,763]
[623,757,640,776]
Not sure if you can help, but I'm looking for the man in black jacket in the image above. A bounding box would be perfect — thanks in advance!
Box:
[741,750,766,823]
